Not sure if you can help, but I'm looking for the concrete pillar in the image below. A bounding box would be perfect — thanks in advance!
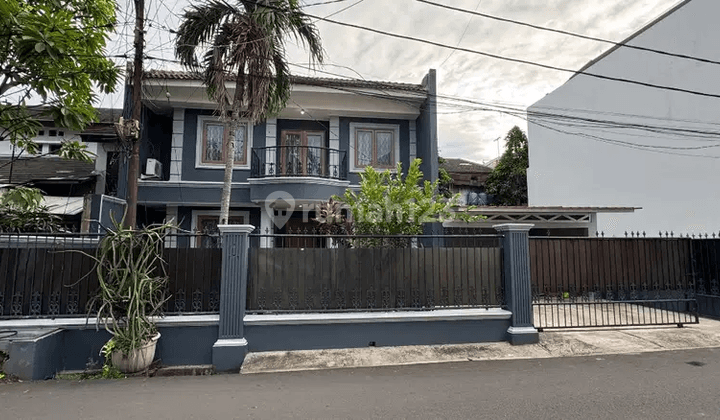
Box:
[494,223,539,345]
[212,224,254,371]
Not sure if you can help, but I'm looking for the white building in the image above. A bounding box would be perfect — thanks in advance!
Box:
[527,0,720,237]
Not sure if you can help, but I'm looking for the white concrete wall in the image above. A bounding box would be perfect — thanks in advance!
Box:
[527,0,720,236]
[0,128,81,156]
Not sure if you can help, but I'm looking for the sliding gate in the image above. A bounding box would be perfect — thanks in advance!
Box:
[530,237,699,330]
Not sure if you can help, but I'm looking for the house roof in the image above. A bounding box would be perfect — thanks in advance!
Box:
[29,107,121,138]
[441,158,493,187]
[80,108,122,138]
[143,69,428,94]
[483,156,500,169]
[43,196,85,215]
[571,0,693,80]
[441,158,493,174]
[0,157,96,185]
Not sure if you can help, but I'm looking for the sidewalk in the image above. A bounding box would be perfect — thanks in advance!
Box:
[241,317,720,374]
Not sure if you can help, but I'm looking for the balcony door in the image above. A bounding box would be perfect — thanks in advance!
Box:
[280,130,325,176]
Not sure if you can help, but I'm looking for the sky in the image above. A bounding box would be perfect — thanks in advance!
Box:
[100,0,681,165]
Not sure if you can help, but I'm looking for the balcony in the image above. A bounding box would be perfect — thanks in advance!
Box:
[251,146,348,181]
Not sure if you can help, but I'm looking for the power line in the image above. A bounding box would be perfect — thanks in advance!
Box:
[284,62,720,141]
[148,1,720,101]
[292,8,720,100]
[303,0,352,6]
[418,0,720,68]
[438,0,482,68]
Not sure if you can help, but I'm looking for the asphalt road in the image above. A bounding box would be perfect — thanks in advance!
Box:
[2,348,719,419]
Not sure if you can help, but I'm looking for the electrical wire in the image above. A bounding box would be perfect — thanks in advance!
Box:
[417,0,720,68]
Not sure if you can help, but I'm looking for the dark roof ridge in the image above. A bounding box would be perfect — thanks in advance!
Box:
[143,69,427,93]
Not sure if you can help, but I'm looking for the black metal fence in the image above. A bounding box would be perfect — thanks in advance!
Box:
[530,237,699,329]
[0,233,222,318]
[250,146,348,180]
[246,233,504,313]
[691,239,720,318]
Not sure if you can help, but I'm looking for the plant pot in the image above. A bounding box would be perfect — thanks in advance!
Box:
[111,333,161,373]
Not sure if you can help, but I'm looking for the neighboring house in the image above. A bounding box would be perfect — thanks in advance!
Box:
[483,156,500,169]
[527,0,720,236]
[440,157,493,206]
[0,109,125,231]
[121,69,439,239]
[444,206,638,237]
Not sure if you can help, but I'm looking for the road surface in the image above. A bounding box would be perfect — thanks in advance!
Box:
[1,348,719,419]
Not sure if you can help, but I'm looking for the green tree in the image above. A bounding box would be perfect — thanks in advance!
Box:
[0,0,119,158]
[485,126,528,206]
[176,0,324,224]
[336,158,480,239]
[437,157,453,198]
[0,186,62,232]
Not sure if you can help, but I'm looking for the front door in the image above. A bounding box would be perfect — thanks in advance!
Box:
[280,130,325,176]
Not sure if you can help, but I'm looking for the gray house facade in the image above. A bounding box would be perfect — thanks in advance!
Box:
[119,69,439,238]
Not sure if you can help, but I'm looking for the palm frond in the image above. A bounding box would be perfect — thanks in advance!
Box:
[175,0,324,123]
[175,0,243,68]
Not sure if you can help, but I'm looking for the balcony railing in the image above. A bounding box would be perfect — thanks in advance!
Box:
[251,146,348,180]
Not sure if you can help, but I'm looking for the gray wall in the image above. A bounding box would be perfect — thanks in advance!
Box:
[6,316,508,379]
[137,183,252,206]
[245,318,510,352]
[416,69,438,183]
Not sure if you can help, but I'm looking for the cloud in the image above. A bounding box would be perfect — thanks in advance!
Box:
[102,0,681,164]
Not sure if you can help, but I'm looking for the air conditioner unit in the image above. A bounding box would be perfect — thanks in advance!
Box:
[144,158,163,179]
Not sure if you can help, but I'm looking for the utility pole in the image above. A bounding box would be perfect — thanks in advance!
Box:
[124,0,145,229]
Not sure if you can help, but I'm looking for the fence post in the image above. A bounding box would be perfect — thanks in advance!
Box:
[212,224,254,371]
[494,223,539,345]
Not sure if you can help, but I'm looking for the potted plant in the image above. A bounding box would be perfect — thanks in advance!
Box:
[88,222,173,373]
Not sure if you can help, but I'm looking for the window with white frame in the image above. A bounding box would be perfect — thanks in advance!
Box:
[349,123,400,172]
[196,116,252,168]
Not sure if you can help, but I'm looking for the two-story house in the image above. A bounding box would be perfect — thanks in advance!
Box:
[120,69,439,239]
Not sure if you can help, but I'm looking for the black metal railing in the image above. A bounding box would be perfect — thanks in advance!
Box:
[529,237,699,329]
[691,238,720,318]
[250,146,348,180]
[0,232,222,318]
[246,232,504,313]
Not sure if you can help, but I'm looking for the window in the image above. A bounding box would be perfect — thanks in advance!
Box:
[196,116,251,169]
[49,130,57,137]
[192,210,250,247]
[349,123,400,172]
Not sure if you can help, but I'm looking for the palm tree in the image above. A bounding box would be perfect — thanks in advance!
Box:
[176,0,324,225]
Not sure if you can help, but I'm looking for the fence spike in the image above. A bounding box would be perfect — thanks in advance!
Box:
[642,231,646,237]
[624,231,628,237]
[713,233,717,239]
